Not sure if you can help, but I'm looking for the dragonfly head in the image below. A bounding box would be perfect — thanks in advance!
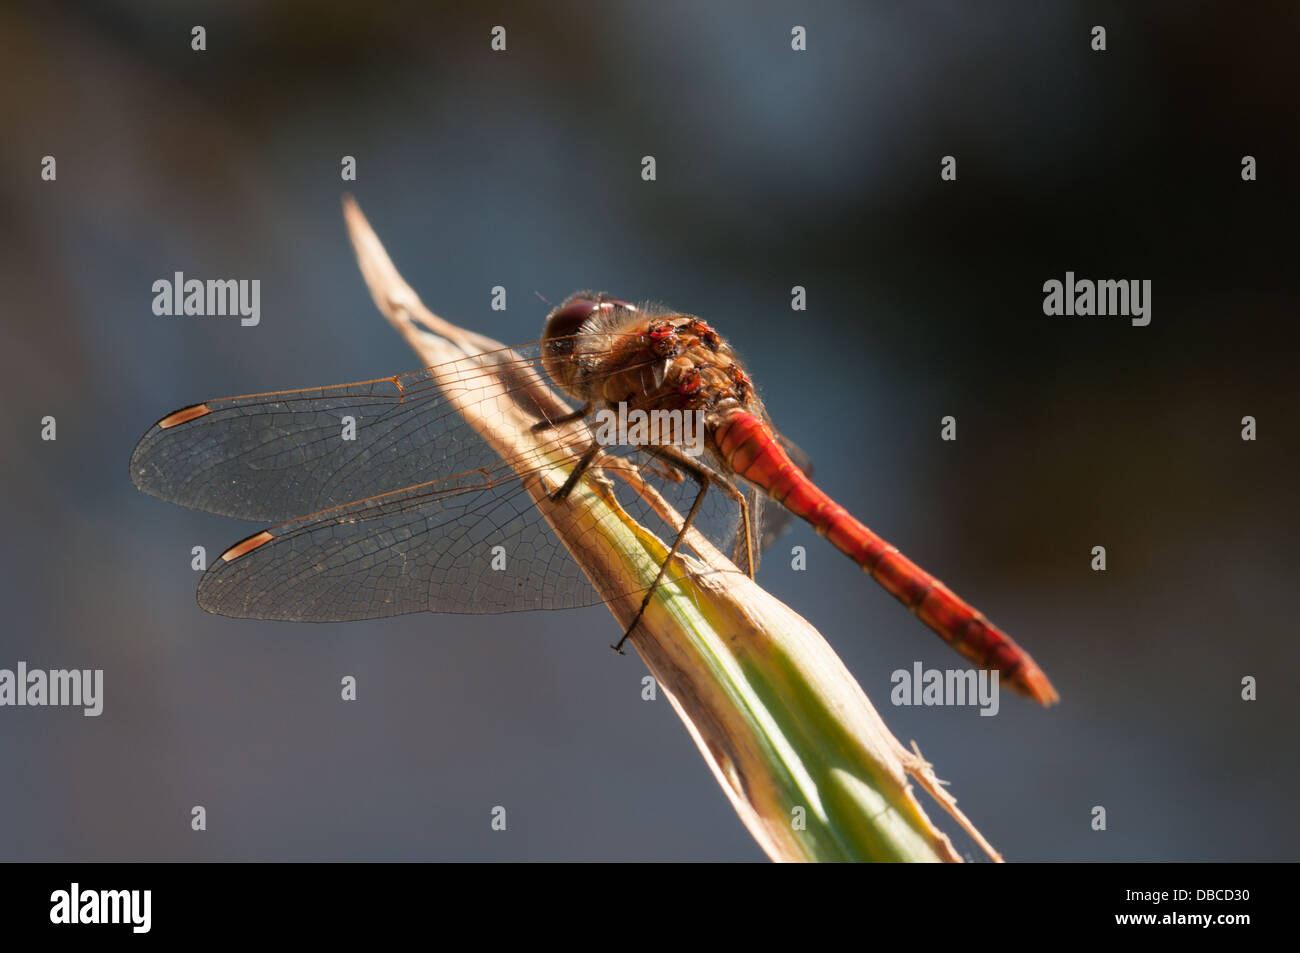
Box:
[542,292,637,399]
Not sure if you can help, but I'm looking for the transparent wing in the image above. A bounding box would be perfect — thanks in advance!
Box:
[196,466,603,620]
[195,447,750,621]
[129,342,578,523]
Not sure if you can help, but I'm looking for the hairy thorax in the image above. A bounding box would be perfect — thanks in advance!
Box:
[586,316,758,443]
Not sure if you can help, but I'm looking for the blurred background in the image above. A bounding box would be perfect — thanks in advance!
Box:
[1,0,1297,861]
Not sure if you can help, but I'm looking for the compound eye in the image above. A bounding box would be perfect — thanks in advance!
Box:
[543,293,635,345]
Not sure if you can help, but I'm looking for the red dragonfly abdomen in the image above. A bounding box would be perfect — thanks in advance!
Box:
[713,410,1058,705]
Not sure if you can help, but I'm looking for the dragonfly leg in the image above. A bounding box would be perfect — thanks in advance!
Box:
[613,453,713,653]
[531,401,591,433]
[550,440,602,502]
[714,478,754,579]
[645,446,755,578]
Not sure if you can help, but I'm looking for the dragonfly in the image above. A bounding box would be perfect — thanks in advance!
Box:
[130,292,1058,705]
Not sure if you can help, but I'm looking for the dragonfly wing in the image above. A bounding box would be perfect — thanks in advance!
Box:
[129,346,565,523]
[196,473,604,621]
